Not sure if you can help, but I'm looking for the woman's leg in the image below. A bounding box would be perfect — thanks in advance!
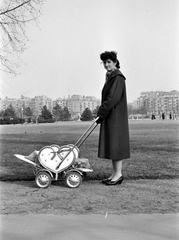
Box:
[102,159,123,182]
[102,160,115,181]
[111,160,123,181]
[107,168,115,180]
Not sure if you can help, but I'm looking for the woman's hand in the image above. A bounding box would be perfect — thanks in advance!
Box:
[96,117,103,124]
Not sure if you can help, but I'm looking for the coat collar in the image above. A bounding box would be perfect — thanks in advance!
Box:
[106,69,126,82]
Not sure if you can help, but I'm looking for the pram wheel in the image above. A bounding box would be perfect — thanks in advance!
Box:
[35,171,52,188]
[65,171,82,188]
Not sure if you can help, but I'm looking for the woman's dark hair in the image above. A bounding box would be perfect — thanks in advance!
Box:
[100,51,120,69]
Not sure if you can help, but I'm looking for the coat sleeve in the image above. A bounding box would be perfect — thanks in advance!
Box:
[97,76,125,118]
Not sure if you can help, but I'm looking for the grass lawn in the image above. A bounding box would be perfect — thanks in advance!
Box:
[1,179,178,214]
[0,120,179,215]
[0,120,179,181]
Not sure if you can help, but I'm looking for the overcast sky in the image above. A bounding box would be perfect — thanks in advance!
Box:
[1,0,178,102]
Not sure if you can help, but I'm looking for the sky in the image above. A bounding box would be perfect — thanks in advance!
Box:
[1,0,179,102]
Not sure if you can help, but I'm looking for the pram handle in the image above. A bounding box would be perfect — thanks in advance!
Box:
[55,117,99,170]
[75,117,99,148]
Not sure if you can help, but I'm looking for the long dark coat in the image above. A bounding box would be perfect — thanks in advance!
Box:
[97,69,130,160]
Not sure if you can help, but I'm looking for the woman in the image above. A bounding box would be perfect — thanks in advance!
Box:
[97,51,130,185]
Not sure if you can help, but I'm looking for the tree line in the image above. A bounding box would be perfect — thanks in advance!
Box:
[0,104,100,124]
[0,102,149,124]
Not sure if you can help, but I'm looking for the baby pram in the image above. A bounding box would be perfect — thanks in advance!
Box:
[14,119,98,188]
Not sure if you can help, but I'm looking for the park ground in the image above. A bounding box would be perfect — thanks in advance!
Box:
[0,120,179,215]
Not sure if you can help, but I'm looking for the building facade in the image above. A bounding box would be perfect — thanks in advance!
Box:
[132,90,179,116]
[0,94,100,119]
[0,95,53,117]
[66,95,100,117]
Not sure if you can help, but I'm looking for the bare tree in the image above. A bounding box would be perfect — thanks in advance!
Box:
[0,0,46,74]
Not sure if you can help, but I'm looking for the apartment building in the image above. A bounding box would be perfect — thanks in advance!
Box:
[133,90,179,115]
[0,97,23,117]
[0,94,100,118]
[32,96,53,116]
[0,95,53,117]
[67,95,100,117]
[53,98,67,109]
[52,95,100,117]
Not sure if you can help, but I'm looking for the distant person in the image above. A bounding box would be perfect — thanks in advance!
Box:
[169,112,172,120]
[96,51,130,185]
[151,112,156,120]
[162,112,165,120]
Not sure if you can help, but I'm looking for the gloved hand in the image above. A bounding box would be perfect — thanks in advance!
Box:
[96,117,103,124]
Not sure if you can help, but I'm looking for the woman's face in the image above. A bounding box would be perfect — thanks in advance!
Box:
[103,59,116,72]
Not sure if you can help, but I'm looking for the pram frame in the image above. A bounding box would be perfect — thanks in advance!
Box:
[14,118,99,188]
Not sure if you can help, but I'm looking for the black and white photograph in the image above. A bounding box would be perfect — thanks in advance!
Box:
[0,0,178,239]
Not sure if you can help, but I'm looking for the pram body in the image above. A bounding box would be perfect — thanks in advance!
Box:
[14,119,98,188]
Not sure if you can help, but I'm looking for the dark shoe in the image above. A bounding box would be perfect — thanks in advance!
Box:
[105,176,123,185]
[101,178,112,184]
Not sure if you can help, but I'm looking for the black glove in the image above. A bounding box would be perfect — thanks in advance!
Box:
[96,117,103,124]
